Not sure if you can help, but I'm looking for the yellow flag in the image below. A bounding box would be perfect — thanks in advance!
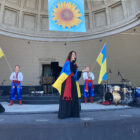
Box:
[97,53,103,66]
[0,48,4,58]
[52,72,68,95]
[97,44,107,84]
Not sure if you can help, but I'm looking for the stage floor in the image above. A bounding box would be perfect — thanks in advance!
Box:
[1,102,130,114]
[0,107,140,140]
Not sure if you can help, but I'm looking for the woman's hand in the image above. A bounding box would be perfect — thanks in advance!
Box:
[82,66,89,73]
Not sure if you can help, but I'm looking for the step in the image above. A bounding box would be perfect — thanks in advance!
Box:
[0,95,59,100]
[22,96,59,100]
[22,100,59,104]
[0,95,102,104]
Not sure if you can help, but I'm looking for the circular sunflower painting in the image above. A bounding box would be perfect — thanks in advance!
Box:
[52,2,82,28]
[49,0,86,32]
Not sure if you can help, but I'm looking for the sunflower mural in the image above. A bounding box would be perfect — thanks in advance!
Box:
[48,0,86,32]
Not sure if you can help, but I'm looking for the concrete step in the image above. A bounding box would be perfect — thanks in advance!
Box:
[0,95,102,104]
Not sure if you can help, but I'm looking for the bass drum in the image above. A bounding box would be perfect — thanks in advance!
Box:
[135,87,140,98]
[105,92,121,104]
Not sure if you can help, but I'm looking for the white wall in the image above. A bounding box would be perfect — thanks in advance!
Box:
[0,24,140,86]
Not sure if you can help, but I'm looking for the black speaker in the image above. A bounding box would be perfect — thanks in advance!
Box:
[128,97,140,107]
[51,62,59,70]
[51,62,62,80]
[0,90,4,96]
[0,104,5,113]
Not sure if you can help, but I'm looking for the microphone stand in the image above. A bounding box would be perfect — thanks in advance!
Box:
[118,71,127,83]
[102,68,112,102]
[118,71,128,103]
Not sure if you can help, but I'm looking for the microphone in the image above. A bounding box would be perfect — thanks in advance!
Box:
[109,68,112,73]
[118,71,120,76]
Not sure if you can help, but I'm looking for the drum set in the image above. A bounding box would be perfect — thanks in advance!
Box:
[105,84,133,105]
[103,70,136,105]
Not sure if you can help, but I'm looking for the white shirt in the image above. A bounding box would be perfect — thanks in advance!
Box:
[83,72,95,81]
[10,72,23,82]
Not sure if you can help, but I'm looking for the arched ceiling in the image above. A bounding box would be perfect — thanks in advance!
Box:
[0,0,140,41]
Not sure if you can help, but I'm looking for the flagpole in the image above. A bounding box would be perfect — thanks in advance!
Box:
[4,54,13,73]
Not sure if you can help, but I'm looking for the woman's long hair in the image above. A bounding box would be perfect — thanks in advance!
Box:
[66,50,76,61]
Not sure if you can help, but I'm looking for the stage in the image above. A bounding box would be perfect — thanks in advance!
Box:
[0,83,139,140]
[0,106,140,140]
[1,102,130,114]
[0,97,139,140]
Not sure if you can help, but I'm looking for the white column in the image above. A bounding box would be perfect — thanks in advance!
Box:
[121,0,128,19]
[87,0,94,31]
[104,0,111,25]
[18,0,25,28]
[0,0,5,24]
[37,0,41,32]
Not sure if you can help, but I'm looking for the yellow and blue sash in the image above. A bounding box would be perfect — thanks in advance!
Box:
[52,60,81,98]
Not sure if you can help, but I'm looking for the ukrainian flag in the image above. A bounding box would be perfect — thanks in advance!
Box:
[0,48,4,58]
[52,61,71,95]
[52,61,81,98]
[96,44,107,84]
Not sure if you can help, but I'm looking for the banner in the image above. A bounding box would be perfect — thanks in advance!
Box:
[48,0,86,32]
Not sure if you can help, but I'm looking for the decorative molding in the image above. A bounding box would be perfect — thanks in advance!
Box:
[94,9,107,27]
[0,17,140,42]
[41,0,48,12]
[136,10,140,18]
[5,0,21,7]
[110,2,124,23]
[0,0,139,41]
[24,0,38,10]
[3,6,19,27]
[40,15,48,31]
[84,0,88,10]
[85,14,90,30]
[22,12,36,31]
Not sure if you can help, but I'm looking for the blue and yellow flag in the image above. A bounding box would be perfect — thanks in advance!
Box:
[52,60,81,98]
[48,0,86,32]
[0,48,4,58]
[52,61,70,94]
[96,44,107,84]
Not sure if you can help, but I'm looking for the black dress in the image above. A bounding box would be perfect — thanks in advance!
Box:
[58,61,82,119]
